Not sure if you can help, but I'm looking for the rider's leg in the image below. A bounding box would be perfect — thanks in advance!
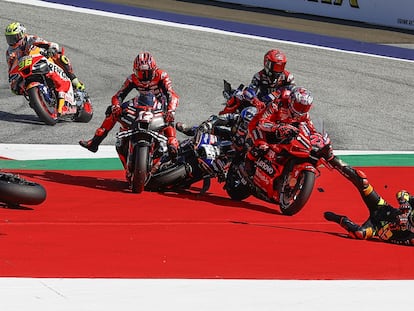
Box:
[79,106,116,152]
[164,125,178,160]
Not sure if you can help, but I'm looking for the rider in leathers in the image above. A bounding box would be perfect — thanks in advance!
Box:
[178,49,295,152]
[5,22,85,93]
[324,164,414,246]
[244,86,320,175]
[79,52,179,159]
[219,49,295,115]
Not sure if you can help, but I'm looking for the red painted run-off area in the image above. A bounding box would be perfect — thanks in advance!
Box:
[1,167,413,279]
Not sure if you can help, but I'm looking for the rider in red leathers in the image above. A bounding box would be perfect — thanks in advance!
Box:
[79,52,179,159]
[220,49,295,115]
[5,21,85,92]
[244,86,321,175]
[175,49,295,153]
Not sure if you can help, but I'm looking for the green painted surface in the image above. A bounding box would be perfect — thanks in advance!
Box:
[1,154,413,170]
[0,158,123,170]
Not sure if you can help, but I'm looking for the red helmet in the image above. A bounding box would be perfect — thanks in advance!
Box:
[289,87,313,116]
[133,52,157,82]
[263,49,287,81]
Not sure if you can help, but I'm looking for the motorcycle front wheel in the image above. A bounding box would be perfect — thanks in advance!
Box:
[131,145,150,193]
[28,86,58,125]
[224,164,251,201]
[278,170,315,216]
[0,172,47,206]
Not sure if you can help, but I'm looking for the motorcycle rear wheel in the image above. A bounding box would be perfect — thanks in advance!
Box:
[0,172,46,206]
[74,101,93,123]
[131,145,149,193]
[28,87,58,125]
[279,170,315,216]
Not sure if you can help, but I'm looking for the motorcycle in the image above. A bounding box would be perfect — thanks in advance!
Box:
[115,94,170,193]
[0,171,46,207]
[9,46,93,125]
[224,126,334,216]
[146,126,234,193]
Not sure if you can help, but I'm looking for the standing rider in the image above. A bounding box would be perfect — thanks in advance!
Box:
[5,22,85,92]
[79,51,179,159]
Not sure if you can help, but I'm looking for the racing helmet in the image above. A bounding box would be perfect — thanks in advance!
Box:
[133,52,157,82]
[289,87,313,116]
[263,49,287,82]
[5,22,26,47]
[396,190,413,227]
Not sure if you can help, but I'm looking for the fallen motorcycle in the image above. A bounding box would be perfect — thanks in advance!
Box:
[146,126,234,193]
[9,46,93,125]
[0,171,46,207]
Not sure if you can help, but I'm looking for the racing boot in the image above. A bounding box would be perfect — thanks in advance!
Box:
[324,212,360,232]
[165,126,179,161]
[167,138,179,162]
[79,128,108,153]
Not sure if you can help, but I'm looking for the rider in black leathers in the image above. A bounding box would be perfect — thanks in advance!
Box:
[324,159,414,246]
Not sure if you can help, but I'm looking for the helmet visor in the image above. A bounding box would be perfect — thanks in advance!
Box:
[136,69,153,82]
[291,100,312,116]
[6,33,22,46]
[265,60,284,74]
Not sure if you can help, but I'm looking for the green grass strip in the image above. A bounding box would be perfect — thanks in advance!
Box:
[1,154,413,170]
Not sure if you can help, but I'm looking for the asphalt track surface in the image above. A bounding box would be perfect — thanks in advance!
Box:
[0,0,413,152]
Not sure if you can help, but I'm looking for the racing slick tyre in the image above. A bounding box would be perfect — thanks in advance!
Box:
[0,172,47,206]
[131,145,150,193]
[279,170,315,216]
[28,86,58,125]
[224,164,251,201]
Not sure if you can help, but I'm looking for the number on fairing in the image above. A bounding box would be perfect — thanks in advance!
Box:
[18,57,32,71]
[137,110,153,122]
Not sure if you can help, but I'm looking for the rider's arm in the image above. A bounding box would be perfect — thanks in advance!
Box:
[159,70,179,112]
[111,75,136,106]
[29,35,59,51]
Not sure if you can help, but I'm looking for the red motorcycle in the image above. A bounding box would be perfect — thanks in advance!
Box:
[9,46,93,125]
[224,126,333,216]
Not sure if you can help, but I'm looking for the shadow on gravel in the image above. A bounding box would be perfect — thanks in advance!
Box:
[0,110,43,125]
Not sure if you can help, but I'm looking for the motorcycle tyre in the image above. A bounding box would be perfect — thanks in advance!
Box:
[28,87,58,126]
[74,102,93,123]
[0,173,47,206]
[131,145,149,193]
[225,165,251,201]
[279,170,315,216]
[148,163,190,191]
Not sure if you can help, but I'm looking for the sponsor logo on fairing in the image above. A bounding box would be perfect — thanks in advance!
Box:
[256,159,275,176]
